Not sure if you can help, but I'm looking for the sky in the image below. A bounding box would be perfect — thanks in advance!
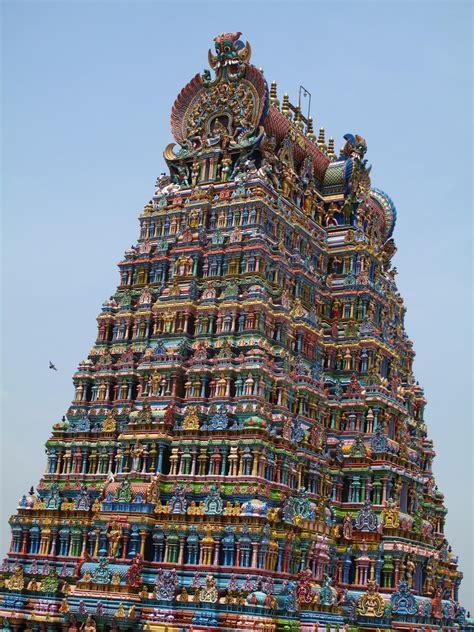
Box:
[1,0,473,610]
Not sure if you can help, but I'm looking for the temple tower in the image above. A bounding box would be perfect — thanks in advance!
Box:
[0,32,470,632]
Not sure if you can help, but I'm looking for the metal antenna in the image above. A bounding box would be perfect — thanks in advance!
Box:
[298,85,312,126]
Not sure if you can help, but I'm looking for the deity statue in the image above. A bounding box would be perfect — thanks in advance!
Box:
[106,521,123,558]
[405,553,416,588]
[302,184,316,216]
[220,152,233,182]
[131,442,144,472]
[206,119,231,149]
[199,574,218,603]
[424,557,436,594]
[187,162,199,190]
[281,165,296,199]
[342,513,353,540]
[357,580,385,617]
[147,474,160,504]
[7,564,24,591]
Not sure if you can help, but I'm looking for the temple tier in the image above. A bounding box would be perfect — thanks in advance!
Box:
[1,31,470,632]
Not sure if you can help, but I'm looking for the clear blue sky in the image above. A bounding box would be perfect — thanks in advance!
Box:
[1,0,472,609]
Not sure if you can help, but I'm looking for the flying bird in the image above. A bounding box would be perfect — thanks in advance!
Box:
[49,361,57,371]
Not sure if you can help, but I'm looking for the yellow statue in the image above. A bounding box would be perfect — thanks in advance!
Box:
[381,497,399,529]
[111,571,121,586]
[7,564,24,591]
[102,411,117,432]
[146,473,160,504]
[302,185,315,216]
[183,405,200,430]
[82,570,92,583]
[281,165,295,198]
[106,521,123,557]
[357,580,385,617]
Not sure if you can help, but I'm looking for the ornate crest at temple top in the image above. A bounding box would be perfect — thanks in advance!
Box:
[163,31,396,245]
[208,32,252,74]
[166,31,267,174]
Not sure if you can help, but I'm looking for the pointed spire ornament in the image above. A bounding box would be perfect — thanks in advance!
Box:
[327,136,336,160]
[282,92,290,117]
[270,80,280,108]
[307,115,316,141]
[317,126,327,151]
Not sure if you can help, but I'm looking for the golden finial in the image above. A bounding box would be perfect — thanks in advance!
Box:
[282,92,290,117]
[307,116,316,142]
[328,137,336,160]
[270,81,280,108]
[317,127,327,151]
[294,106,304,130]
[143,201,153,214]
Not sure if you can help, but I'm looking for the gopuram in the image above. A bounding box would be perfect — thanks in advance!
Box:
[1,32,471,632]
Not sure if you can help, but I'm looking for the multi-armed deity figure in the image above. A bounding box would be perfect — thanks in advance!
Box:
[0,31,470,632]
